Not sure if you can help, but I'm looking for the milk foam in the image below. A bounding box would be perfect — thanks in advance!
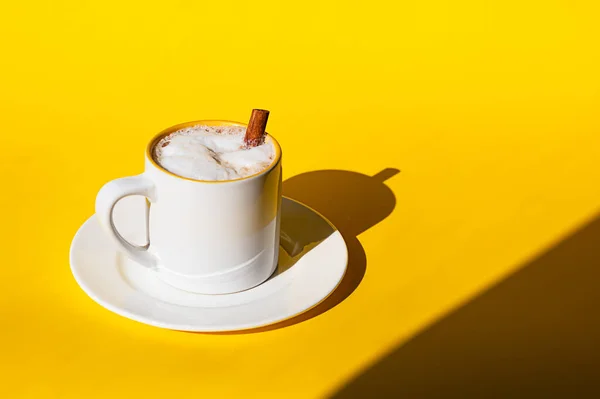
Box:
[154,125,276,181]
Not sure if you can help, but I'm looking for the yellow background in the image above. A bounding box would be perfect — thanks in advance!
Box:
[1,1,599,397]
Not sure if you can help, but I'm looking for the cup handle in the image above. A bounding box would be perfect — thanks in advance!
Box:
[95,174,158,269]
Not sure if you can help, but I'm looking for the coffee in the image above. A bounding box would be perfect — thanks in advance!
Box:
[96,118,282,294]
[154,125,276,181]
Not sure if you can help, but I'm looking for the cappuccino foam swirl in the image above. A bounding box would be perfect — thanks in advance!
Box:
[154,125,275,181]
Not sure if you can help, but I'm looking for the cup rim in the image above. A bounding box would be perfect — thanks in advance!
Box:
[146,120,282,184]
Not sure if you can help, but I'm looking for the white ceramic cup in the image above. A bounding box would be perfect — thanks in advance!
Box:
[95,120,282,294]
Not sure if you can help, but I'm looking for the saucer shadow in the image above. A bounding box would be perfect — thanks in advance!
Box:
[213,168,398,334]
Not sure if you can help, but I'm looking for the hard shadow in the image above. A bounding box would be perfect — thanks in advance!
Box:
[211,168,398,334]
[279,169,398,320]
[330,214,600,398]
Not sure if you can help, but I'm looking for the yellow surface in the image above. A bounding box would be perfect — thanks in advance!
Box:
[1,1,599,398]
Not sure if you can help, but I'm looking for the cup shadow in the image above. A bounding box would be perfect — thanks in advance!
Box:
[210,168,399,334]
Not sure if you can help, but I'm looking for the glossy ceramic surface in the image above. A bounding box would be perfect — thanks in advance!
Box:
[71,196,348,332]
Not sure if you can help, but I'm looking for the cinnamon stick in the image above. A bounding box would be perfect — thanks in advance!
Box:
[244,109,270,147]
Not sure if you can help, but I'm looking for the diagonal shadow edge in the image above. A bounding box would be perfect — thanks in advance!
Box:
[330,212,600,398]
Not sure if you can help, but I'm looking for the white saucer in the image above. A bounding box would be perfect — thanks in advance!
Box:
[70,196,348,332]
